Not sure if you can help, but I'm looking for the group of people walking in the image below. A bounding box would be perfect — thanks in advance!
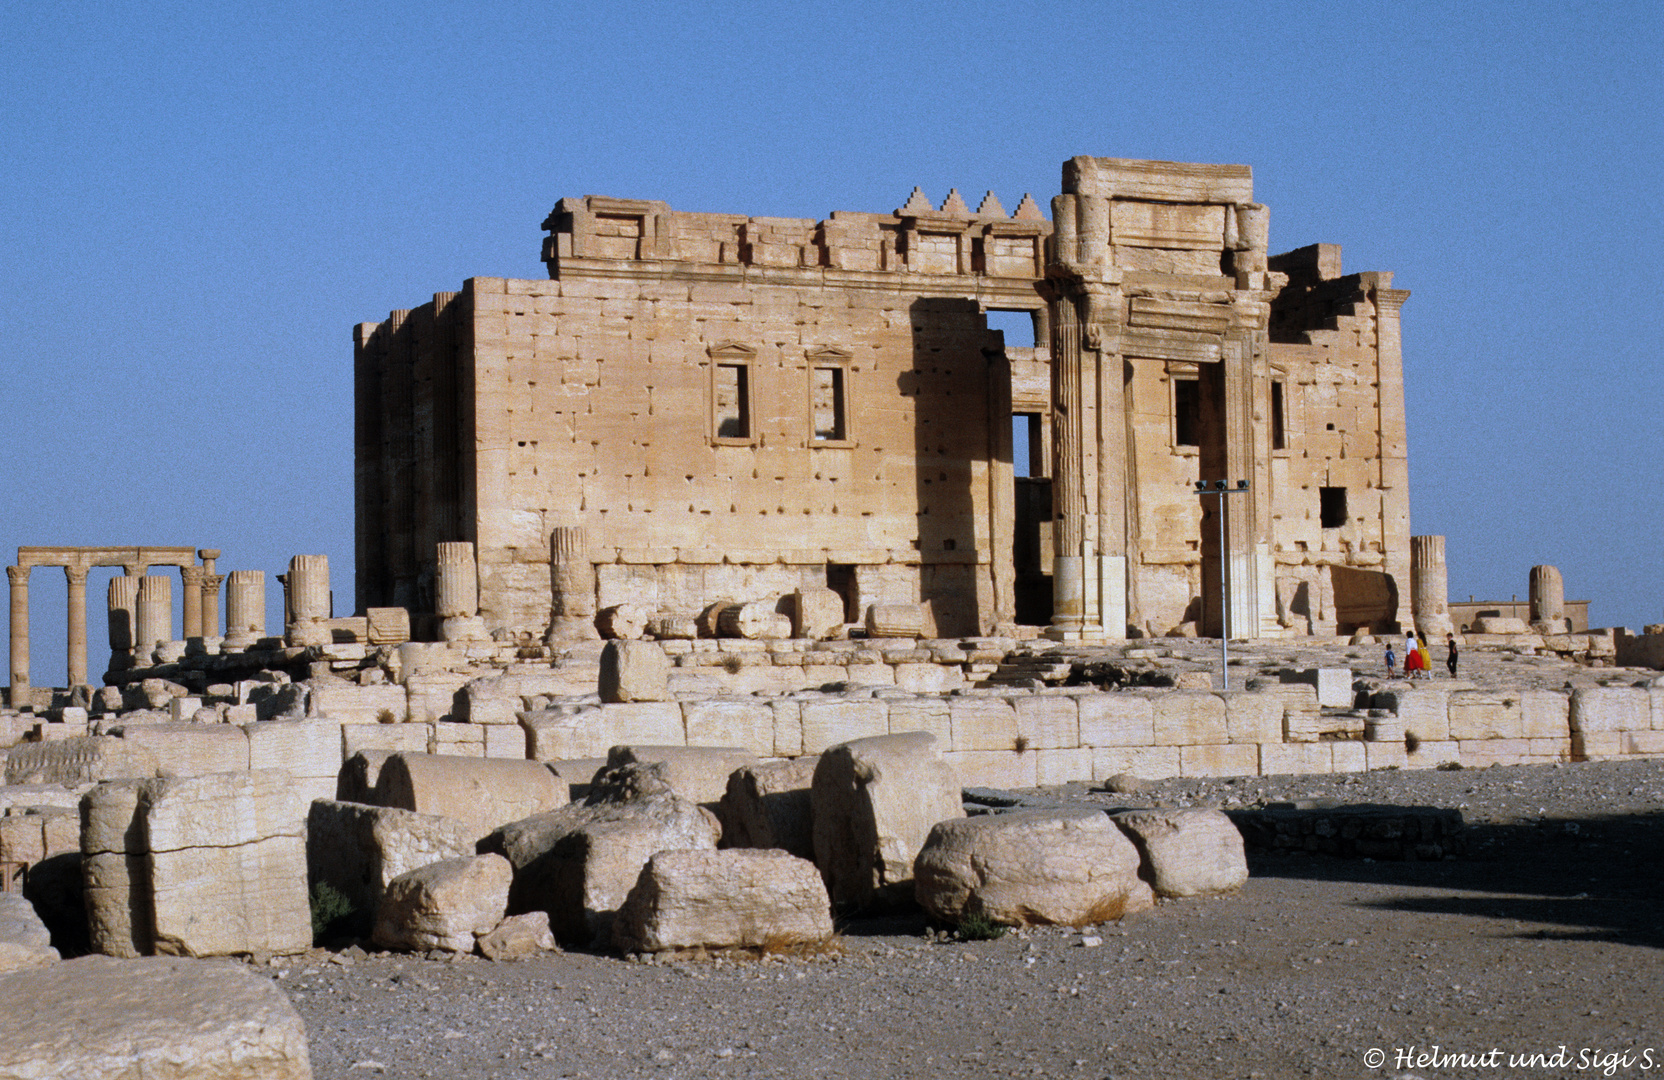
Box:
[1385,631,1458,680]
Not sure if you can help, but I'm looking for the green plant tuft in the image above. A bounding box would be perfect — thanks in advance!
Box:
[956,912,1008,941]
[310,881,362,942]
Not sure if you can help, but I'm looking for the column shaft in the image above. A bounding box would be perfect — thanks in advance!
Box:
[8,566,30,709]
[180,566,204,639]
[108,574,140,672]
[65,566,88,690]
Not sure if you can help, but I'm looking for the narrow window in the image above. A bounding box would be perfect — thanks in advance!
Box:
[714,363,750,439]
[1174,378,1200,448]
[825,564,858,623]
[1270,380,1286,450]
[811,366,846,441]
[1320,486,1348,528]
[1012,413,1043,476]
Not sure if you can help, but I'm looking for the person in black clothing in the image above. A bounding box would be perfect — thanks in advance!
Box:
[1446,633,1459,678]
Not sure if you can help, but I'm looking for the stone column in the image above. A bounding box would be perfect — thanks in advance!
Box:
[546,526,599,642]
[224,570,266,647]
[135,575,172,655]
[286,555,331,647]
[1410,535,1453,639]
[65,565,89,690]
[180,565,204,640]
[436,542,487,643]
[1047,290,1086,637]
[107,574,140,671]
[8,566,30,710]
[201,572,224,640]
[1529,565,1565,630]
[198,549,222,639]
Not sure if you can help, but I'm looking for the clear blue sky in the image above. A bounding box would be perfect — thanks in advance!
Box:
[4,0,1660,686]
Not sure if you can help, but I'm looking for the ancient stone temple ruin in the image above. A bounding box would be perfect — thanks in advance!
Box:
[353,156,1412,644]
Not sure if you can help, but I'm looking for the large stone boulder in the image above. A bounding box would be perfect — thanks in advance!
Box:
[613,849,833,953]
[811,732,963,910]
[1111,808,1248,897]
[599,640,673,703]
[0,893,58,973]
[485,785,720,947]
[306,799,475,917]
[373,753,568,841]
[913,808,1150,927]
[719,756,818,859]
[0,955,312,1078]
[373,853,513,954]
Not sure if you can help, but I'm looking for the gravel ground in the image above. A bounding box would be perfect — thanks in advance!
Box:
[278,757,1664,1080]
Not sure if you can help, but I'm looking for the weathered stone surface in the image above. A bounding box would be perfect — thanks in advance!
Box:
[913,808,1149,927]
[140,770,312,958]
[614,848,833,953]
[476,911,558,961]
[245,719,341,803]
[811,731,963,910]
[0,954,312,1079]
[1277,668,1354,709]
[461,676,522,725]
[791,587,846,641]
[718,601,792,641]
[80,779,153,958]
[113,723,249,777]
[373,853,513,954]
[597,603,652,640]
[1111,808,1248,897]
[720,756,819,859]
[486,789,720,947]
[0,892,58,973]
[374,753,568,841]
[306,799,475,917]
[5,736,159,786]
[599,640,673,703]
[596,744,757,807]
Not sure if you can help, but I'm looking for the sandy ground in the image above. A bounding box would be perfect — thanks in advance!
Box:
[277,755,1664,1080]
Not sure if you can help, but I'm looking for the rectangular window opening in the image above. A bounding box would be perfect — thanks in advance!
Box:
[825,563,859,623]
[1320,486,1348,529]
[1174,378,1200,448]
[1271,380,1286,450]
[715,363,750,439]
[985,308,1037,348]
[1012,413,1043,477]
[811,366,846,441]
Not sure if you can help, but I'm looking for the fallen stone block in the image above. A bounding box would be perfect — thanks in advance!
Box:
[811,731,963,910]
[307,799,475,918]
[374,753,568,841]
[614,848,833,953]
[477,911,558,961]
[719,756,818,860]
[110,723,250,777]
[596,744,757,807]
[5,736,159,786]
[599,640,673,703]
[80,779,154,958]
[485,787,720,947]
[0,892,58,973]
[913,807,1150,927]
[373,853,513,954]
[0,955,312,1079]
[792,587,845,641]
[141,770,312,958]
[1111,808,1248,897]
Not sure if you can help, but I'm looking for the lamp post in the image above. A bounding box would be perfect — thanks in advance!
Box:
[1195,478,1250,690]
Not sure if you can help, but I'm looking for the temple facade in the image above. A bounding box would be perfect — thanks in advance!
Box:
[354,156,1411,642]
